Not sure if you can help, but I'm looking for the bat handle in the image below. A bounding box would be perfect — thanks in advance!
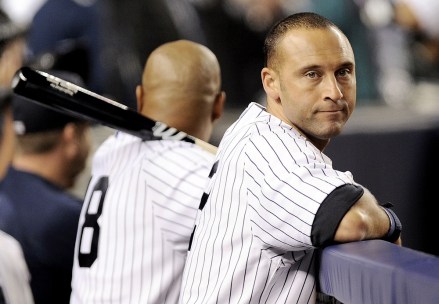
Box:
[193,139,218,155]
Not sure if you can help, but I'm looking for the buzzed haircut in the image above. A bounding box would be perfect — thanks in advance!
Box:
[263,12,340,68]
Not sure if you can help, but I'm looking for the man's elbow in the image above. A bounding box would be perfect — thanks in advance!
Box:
[333,210,369,242]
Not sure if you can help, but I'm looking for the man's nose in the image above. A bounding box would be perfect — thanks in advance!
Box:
[323,75,343,101]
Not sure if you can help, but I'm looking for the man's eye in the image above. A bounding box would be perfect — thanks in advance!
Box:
[337,68,351,77]
[305,71,318,78]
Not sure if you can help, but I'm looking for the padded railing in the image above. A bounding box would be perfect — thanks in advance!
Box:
[319,240,439,304]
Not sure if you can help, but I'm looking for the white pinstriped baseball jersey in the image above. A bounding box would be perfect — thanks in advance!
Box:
[0,230,34,304]
[70,132,214,304]
[180,102,362,303]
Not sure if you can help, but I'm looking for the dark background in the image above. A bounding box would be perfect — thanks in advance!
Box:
[324,107,439,256]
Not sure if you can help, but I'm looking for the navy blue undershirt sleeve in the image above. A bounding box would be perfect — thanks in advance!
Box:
[311,184,364,247]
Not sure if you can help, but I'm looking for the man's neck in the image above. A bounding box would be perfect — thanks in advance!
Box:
[12,153,70,189]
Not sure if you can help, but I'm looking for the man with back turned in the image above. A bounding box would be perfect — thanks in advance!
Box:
[70,40,225,303]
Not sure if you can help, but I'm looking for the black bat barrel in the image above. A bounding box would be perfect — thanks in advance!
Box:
[11,67,193,143]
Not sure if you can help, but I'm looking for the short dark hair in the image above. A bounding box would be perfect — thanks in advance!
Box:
[263,12,340,68]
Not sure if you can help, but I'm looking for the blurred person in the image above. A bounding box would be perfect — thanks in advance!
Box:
[0,74,29,304]
[0,9,26,87]
[0,10,34,304]
[393,0,439,73]
[358,0,439,107]
[394,0,439,42]
[26,0,104,94]
[0,90,34,304]
[70,40,225,304]
[353,0,415,107]
[180,12,402,303]
[0,71,91,304]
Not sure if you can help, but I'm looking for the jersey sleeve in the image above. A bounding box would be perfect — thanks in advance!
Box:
[244,131,359,251]
[311,184,364,246]
[0,231,34,304]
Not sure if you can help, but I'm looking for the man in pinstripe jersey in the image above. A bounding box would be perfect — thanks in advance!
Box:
[70,40,225,303]
[180,13,402,304]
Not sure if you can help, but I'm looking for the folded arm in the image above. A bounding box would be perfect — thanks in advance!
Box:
[311,185,402,247]
[335,188,402,245]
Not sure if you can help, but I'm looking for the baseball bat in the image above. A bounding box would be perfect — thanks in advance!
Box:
[11,67,217,154]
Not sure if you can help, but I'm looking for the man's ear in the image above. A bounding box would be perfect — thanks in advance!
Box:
[212,91,226,122]
[61,123,79,157]
[136,85,143,112]
[261,67,280,102]
[62,123,76,142]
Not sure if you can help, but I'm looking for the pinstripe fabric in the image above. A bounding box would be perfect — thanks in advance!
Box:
[70,132,214,304]
[180,103,356,304]
[0,230,34,304]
